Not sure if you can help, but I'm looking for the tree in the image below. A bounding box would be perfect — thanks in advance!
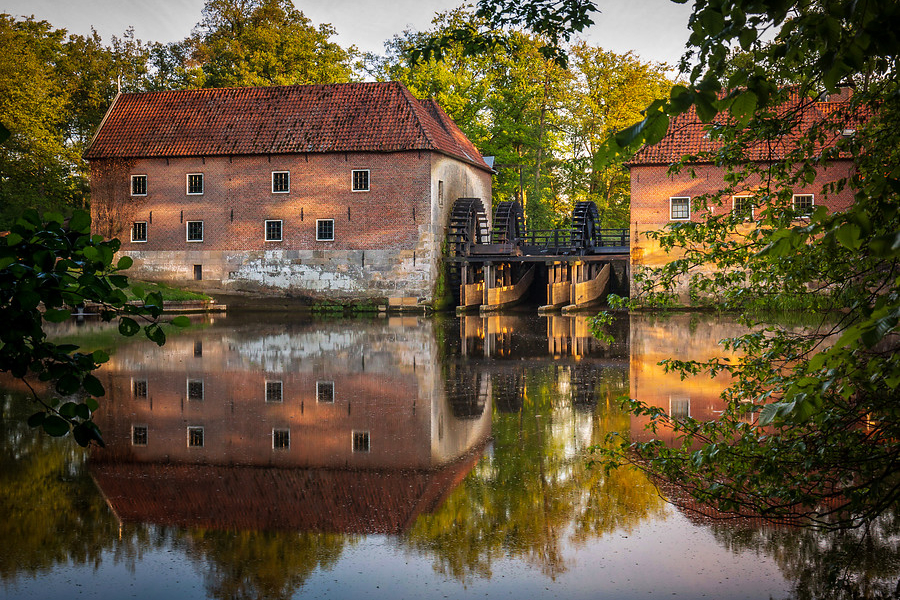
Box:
[437,0,900,530]
[0,209,186,445]
[557,44,671,228]
[380,8,668,230]
[0,15,152,228]
[183,0,355,88]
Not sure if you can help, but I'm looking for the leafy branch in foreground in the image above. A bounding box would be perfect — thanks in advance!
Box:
[0,209,188,446]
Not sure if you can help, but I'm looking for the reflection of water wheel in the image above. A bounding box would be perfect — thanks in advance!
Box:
[492,201,525,246]
[571,201,600,252]
[493,371,525,413]
[572,366,599,412]
[445,365,489,419]
[447,198,489,303]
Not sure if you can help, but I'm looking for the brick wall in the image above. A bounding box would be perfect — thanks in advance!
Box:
[628,161,856,300]
[90,151,492,301]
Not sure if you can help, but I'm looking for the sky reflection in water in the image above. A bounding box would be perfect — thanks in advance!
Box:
[2,312,886,599]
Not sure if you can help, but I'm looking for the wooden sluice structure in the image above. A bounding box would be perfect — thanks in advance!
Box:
[447,199,629,313]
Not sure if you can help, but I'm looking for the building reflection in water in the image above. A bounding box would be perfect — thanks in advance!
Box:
[90,316,491,534]
[628,312,743,447]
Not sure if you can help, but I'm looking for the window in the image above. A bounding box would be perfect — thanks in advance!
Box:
[187,173,204,195]
[187,426,204,447]
[316,380,334,403]
[187,221,204,242]
[265,220,283,242]
[669,396,691,420]
[266,380,283,402]
[132,379,148,399]
[131,175,147,196]
[193,264,202,280]
[272,171,290,193]
[733,195,754,220]
[194,340,203,357]
[316,219,334,241]
[132,425,148,446]
[132,221,148,242]
[438,180,444,207]
[273,428,290,449]
[352,430,370,453]
[793,194,814,216]
[352,169,369,192]
[187,378,204,401]
[669,197,690,221]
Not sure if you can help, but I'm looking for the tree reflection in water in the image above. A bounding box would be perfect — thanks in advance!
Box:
[403,361,665,582]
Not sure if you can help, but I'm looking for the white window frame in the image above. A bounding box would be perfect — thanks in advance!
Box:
[316,380,334,403]
[272,171,290,193]
[186,220,204,242]
[669,396,691,420]
[131,174,147,196]
[316,219,335,242]
[732,195,755,220]
[186,173,204,195]
[187,426,204,448]
[273,428,290,450]
[351,169,370,192]
[265,380,283,403]
[132,424,148,446]
[352,430,371,453]
[187,378,204,401]
[131,221,148,243]
[793,193,815,216]
[669,197,691,221]
[265,219,283,242]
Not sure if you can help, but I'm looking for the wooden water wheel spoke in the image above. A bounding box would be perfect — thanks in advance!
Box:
[491,200,525,246]
[571,201,600,252]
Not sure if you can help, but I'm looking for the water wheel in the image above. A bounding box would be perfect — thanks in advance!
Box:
[491,200,525,246]
[571,201,600,252]
[448,197,489,256]
[446,198,489,303]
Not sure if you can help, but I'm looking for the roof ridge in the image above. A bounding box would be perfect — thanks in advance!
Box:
[395,82,439,152]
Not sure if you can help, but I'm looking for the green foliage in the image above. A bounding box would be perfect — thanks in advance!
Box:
[381,7,670,230]
[177,0,355,88]
[0,210,185,445]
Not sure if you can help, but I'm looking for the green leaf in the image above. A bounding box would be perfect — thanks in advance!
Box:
[42,415,70,437]
[85,398,99,412]
[118,317,140,336]
[170,316,191,327]
[27,411,46,427]
[82,374,105,397]
[92,349,110,364]
[5,232,23,246]
[75,403,92,420]
[68,211,92,233]
[730,91,758,126]
[117,256,133,270]
[43,308,71,323]
[59,402,78,418]
[56,375,81,395]
[835,223,863,250]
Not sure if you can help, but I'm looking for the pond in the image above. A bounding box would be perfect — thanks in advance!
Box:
[1,311,897,599]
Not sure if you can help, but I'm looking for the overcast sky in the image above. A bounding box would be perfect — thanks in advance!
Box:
[1,0,693,69]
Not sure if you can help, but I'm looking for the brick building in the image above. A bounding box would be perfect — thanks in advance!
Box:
[627,89,857,300]
[84,81,493,303]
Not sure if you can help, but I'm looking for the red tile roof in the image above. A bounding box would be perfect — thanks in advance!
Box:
[629,90,859,166]
[90,444,485,534]
[84,82,491,171]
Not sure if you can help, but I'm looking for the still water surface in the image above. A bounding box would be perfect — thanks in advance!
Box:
[1,312,895,599]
